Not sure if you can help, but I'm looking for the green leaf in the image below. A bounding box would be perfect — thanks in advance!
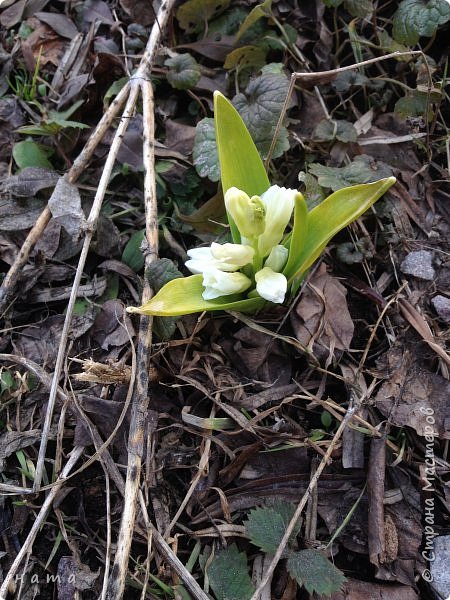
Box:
[12,141,53,169]
[308,155,394,191]
[146,258,185,340]
[245,501,301,555]
[331,71,369,93]
[193,118,220,182]
[284,192,308,278]
[394,90,434,121]
[214,91,270,196]
[288,177,396,282]
[207,544,254,600]
[313,119,357,143]
[286,549,346,596]
[176,0,231,32]
[344,0,373,18]
[235,0,272,41]
[323,0,343,6]
[165,53,201,90]
[392,0,450,45]
[321,410,333,428]
[146,258,184,291]
[104,77,128,109]
[122,230,145,272]
[223,45,267,71]
[127,274,265,316]
[232,72,291,159]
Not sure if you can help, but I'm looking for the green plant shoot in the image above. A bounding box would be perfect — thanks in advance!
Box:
[127,92,395,317]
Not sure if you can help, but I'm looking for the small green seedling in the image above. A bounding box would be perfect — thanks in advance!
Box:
[127,92,395,318]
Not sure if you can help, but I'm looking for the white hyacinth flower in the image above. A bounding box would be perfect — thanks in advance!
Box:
[264,244,288,272]
[255,267,287,304]
[186,243,254,274]
[210,242,254,267]
[258,185,296,258]
[202,268,252,300]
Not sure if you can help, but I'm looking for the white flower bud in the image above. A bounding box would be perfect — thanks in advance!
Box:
[257,185,296,257]
[202,268,252,300]
[224,187,266,238]
[255,267,287,304]
[264,245,288,272]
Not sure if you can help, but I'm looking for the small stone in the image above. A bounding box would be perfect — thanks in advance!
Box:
[400,250,435,281]
[432,295,450,323]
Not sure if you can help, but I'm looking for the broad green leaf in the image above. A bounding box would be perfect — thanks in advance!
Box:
[214,91,269,196]
[235,0,272,40]
[245,500,301,555]
[165,53,201,90]
[207,544,254,600]
[286,549,346,596]
[392,0,450,45]
[12,140,53,169]
[122,230,145,272]
[214,91,270,242]
[284,192,308,279]
[127,274,265,317]
[313,119,357,143]
[309,155,394,191]
[193,118,220,182]
[232,72,291,159]
[288,177,396,282]
[176,0,231,33]
[323,0,343,6]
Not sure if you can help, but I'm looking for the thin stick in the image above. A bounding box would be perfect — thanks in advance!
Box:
[0,82,130,314]
[33,84,141,491]
[105,2,174,596]
[250,404,357,600]
[0,446,84,599]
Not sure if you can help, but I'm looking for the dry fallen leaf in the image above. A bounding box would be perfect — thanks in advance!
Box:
[291,264,354,361]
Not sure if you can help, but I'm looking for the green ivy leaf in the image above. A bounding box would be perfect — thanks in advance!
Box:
[146,258,183,292]
[245,500,301,555]
[207,544,254,600]
[192,118,220,182]
[392,0,450,45]
[313,119,357,143]
[331,71,370,93]
[394,90,434,121]
[232,71,291,159]
[165,53,201,90]
[286,549,346,596]
[308,155,394,191]
[176,0,231,33]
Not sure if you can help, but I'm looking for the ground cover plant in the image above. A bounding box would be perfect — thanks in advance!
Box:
[0,0,449,599]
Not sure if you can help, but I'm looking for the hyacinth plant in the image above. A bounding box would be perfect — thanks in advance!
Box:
[127,92,396,317]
